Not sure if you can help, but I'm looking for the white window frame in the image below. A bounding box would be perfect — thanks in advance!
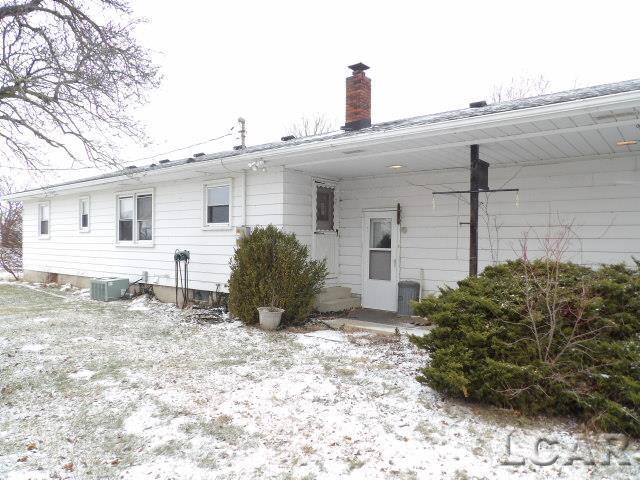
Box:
[79,196,90,233]
[115,189,154,247]
[202,179,233,230]
[37,201,50,239]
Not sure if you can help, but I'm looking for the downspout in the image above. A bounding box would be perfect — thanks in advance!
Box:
[241,170,247,226]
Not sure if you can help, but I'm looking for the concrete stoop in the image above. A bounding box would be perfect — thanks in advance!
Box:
[323,318,431,336]
[314,286,361,313]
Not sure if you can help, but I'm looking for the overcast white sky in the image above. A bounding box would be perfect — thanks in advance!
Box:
[8,0,640,187]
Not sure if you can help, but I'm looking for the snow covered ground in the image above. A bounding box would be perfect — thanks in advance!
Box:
[0,282,638,479]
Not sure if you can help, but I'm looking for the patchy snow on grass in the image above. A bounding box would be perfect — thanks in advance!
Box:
[0,282,638,480]
[68,369,96,380]
[20,343,48,352]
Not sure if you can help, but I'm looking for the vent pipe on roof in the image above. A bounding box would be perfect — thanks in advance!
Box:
[342,63,371,131]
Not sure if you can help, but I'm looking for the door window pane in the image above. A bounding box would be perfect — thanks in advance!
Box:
[316,186,334,230]
[369,250,391,280]
[370,219,391,248]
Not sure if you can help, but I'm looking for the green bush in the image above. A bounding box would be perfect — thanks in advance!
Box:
[228,225,327,326]
[410,259,640,436]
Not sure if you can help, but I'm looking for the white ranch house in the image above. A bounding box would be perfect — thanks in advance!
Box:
[7,64,640,311]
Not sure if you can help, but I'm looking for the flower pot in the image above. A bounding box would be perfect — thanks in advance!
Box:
[257,307,284,330]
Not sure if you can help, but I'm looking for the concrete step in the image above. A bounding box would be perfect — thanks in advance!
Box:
[315,296,361,313]
[315,286,352,303]
[323,318,432,336]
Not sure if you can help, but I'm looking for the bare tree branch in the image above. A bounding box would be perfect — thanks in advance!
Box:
[490,75,551,103]
[0,175,22,279]
[286,114,333,138]
[0,0,160,172]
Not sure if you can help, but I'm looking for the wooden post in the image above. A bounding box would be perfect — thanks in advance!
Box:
[469,144,479,277]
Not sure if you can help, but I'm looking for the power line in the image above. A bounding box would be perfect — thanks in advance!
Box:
[1,126,237,172]
[124,129,235,164]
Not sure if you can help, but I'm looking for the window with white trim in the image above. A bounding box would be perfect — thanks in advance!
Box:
[117,192,153,243]
[79,197,90,232]
[38,202,50,238]
[204,181,231,227]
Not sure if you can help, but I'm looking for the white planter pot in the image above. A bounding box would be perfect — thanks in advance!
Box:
[257,307,284,330]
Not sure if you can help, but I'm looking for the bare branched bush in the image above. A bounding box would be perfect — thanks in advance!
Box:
[0,177,22,279]
[286,114,334,138]
[490,75,551,103]
[0,0,160,172]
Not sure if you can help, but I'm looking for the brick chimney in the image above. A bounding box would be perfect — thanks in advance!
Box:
[343,63,371,131]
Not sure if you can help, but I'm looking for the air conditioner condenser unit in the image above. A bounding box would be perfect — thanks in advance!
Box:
[90,277,130,301]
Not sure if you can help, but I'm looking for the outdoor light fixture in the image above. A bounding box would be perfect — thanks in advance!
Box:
[616,140,638,146]
[388,165,404,169]
[248,159,266,172]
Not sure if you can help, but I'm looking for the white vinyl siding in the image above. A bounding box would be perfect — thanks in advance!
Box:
[338,155,640,296]
[21,170,284,292]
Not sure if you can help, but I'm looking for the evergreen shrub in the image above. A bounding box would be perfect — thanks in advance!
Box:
[228,225,327,326]
[410,259,640,436]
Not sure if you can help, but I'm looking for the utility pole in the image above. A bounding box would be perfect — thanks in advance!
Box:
[469,144,480,277]
[238,117,246,149]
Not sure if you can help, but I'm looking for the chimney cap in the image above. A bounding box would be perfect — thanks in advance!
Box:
[348,62,370,72]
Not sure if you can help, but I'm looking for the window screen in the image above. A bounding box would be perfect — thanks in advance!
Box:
[118,196,133,241]
[80,199,89,229]
[206,185,230,224]
[316,186,334,231]
[39,204,49,236]
[137,194,153,241]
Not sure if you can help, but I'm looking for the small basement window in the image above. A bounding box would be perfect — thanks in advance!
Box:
[117,191,153,244]
[79,197,90,232]
[204,181,231,227]
[38,202,50,238]
[316,186,334,231]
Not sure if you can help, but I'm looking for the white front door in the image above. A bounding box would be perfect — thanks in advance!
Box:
[362,210,399,311]
[312,180,338,279]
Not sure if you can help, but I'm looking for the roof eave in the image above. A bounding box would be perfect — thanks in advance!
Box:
[6,87,640,201]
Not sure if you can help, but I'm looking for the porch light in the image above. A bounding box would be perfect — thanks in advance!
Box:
[616,140,638,146]
[388,165,404,169]
[248,159,266,172]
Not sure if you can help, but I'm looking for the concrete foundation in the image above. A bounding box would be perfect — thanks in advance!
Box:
[21,270,225,308]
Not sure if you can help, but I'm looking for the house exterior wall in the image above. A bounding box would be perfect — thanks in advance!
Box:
[283,169,313,249]
[338,155,640,296]
[22,169,286,292]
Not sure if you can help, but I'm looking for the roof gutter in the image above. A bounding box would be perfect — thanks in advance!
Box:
[6,88,640,201]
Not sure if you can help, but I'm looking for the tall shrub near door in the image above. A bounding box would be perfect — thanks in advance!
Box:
[228,225,327,326]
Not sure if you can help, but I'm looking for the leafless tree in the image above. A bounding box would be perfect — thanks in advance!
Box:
[0,176,22,279]
[286,114,334,138]
[0,0,160,172]
[490,75,551,103]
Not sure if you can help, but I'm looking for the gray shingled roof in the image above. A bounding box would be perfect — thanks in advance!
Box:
[15,78,640,193]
